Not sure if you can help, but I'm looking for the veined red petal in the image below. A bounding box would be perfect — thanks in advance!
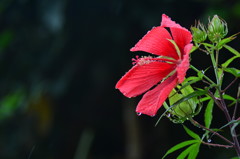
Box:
[130,27,179,59]
[170,28,192,56]
[177,44,192,83]
[116,61,175,98]
[136,73,178,116]
[161,14,189,31]
[161,14,192,56]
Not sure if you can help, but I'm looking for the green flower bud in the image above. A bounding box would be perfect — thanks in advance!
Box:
[208,15,228,43]
[166,86,200,123]
[171,101,196,118]
[191,22,207,43]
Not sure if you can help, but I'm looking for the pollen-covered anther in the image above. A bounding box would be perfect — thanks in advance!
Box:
[135,56,156,66]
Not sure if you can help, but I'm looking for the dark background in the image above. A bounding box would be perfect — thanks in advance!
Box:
[0,0,239,159]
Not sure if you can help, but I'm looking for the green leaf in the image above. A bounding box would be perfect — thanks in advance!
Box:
[183,125,200,140]
[222,94,236,101]
[223,68,240,77]
[176,143,200,159]
[162,140,198,159]
[181,77,201,92]
[224,45,240,56]
[188,143,201,159]
[184,76,201,82]
[204,99,214,128]
[176,145,193,159]
[155,102,170,126]
[198,96,211,103]
[201,43,214,48]
[231,120,240,136]
[0,89,25,121]
[0,30,13,52]
[222,55,240,68]
[231,157,240,159]
[217,33,238,49]
[219,119,240,130]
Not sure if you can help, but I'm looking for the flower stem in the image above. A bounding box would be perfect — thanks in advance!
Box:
[201,141,233,148]
[210,51,220,86]
[190,65,216,85]
[219,95,240,157]
[232,83,240,120]
[221,77,238,93]
[189,118,233,145]
[210,45,240,157]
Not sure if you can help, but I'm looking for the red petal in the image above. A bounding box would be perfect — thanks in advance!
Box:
[116,61,175,98]
[130,27,179,59]
[170,28,192,56]
[160,14,192,56]
[177,44,192,83]
[136,73,178,116]
[161,14,183,29]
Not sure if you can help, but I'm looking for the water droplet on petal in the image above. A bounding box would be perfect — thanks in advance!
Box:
[137,112,142,116]
[151,115,155,117]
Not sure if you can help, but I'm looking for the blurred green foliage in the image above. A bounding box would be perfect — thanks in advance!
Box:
[0,89,25,121]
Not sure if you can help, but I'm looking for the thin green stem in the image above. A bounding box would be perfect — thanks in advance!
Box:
[190,65,216,85]
[210,52,220,86]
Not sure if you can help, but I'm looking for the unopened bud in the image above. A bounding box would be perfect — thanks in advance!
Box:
[167,87,198,123]
[191,22,207,43]
[172,101,196,118]
[208,15,228,43]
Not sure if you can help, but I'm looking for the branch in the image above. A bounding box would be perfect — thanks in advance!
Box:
[232,83,240,120]
[221,77,238,93]
[201,141,234,148]
[189,118,234,145]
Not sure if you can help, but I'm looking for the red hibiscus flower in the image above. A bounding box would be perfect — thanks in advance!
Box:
[116,14,192,116]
